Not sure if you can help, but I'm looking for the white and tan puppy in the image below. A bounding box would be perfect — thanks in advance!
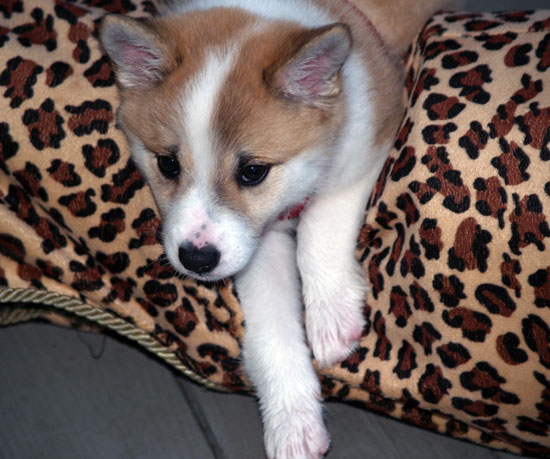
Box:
[100,1,452,457]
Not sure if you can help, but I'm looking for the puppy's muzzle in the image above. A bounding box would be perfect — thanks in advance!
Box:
[178,242,221,275]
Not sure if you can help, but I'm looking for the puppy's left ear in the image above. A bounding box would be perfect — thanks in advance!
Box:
[99,14,172,90]
[268,23,352,107]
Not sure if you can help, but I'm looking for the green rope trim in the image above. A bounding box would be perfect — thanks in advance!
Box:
[0,305,46,325]
[0,287,228,392]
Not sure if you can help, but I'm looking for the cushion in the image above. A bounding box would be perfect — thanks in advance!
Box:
[0,2,549,456]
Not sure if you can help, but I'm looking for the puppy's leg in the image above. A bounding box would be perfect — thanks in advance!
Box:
[236,223,329,459]
[297,176,372,368]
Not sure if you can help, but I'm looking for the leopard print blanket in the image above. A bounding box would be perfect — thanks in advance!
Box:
[0,1,549,456]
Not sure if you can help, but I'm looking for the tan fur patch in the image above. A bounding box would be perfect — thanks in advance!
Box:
[211,20,348,219]
[116,2,404,227]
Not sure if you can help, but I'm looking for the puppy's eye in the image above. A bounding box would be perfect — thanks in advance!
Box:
[237,163,270,187]
[157,155,180,179]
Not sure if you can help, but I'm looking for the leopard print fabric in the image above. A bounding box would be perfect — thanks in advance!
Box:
[0,2,549,456]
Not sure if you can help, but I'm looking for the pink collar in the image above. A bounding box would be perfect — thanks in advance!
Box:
[278,198,310,221]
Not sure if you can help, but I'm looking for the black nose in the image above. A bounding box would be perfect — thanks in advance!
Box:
[178,242,220,275]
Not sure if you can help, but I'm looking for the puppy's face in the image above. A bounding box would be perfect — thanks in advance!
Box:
[100,10,351,280]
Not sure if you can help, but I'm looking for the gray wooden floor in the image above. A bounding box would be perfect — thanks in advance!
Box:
[0,323,522,459]
[1,0,547,458]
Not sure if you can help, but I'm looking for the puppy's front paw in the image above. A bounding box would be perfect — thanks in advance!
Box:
[304,265,367,368]
[264,403,330,459]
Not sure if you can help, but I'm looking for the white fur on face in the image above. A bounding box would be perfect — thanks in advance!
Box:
[160,48,260,280]
[163,187,256,280]
[180,49,237,187]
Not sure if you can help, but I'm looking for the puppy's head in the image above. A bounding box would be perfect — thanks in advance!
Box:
[100,10,351,280]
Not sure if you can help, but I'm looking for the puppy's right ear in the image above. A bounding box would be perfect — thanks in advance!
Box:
[99,15,170,90]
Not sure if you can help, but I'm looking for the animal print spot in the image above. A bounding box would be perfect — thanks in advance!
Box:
[452,397,499,417]
[46,61,73,87]
[69,258,105,292]
[418,364,452,404]
[516,416,549,437]
[47,159,82,187]
[410,281,435,313]
[0,0,23,19]
[516,102,550,160]
[58,188,96,217]
[393,117,414,150]
[423,93,465,120]
[474,31,516,49]
[522,314,550,369]
[396,193,419,226]
[22,98,65,150]
[53,0,88,25]
[4,185,66,254]
[0,57,43,108]
[505,43,532,67]
[197,343,240,373]
[389,286,411,327]
[391,146,416,182]
[449,65,492,104]
[341,347,369,374]
[441,50,478,69]
[413,322,441,355]
[496,332,528,365]
[458,121,489,159]
[144,280,178,308]
[528,267,550,308]
[421,123,457,144]
[104,276,137,304]
[82,138,120,177]
[96,251,130,274]
[419,218,442,260]
[491,140,530,185]
[65,99,114,136]
[475,283,516,317]
[393,340,417,379]
[84,55,115,87]
[473,177,507,229]
[437,342,471,369]
[101,159,145,204]
[410,67,439,106]
[385,222,404,276]
[509,194,550,255]
[424,39,461,60]
[88,208,125,243]
[68,21,91,64]
[500,253,522,298]
[373,310,392,361]
[466,242,497,282]
[36,258,63,281]
[443,307,492,342]
[466,20,503,33]
[0,123,18,174]
[535,33,550,71]
[12,8,57,51]
[165,298,197,335]
[0,233,25,263]
[460,362,520,404]
[400,235,425,279]
[129,208,161,249]
[433,273,466,307]
[13,162,48,202]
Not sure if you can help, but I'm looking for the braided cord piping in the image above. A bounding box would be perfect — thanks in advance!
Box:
[0,287,228,392]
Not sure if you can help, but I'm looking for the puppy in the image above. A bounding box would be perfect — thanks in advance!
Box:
[100,1,452,457]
